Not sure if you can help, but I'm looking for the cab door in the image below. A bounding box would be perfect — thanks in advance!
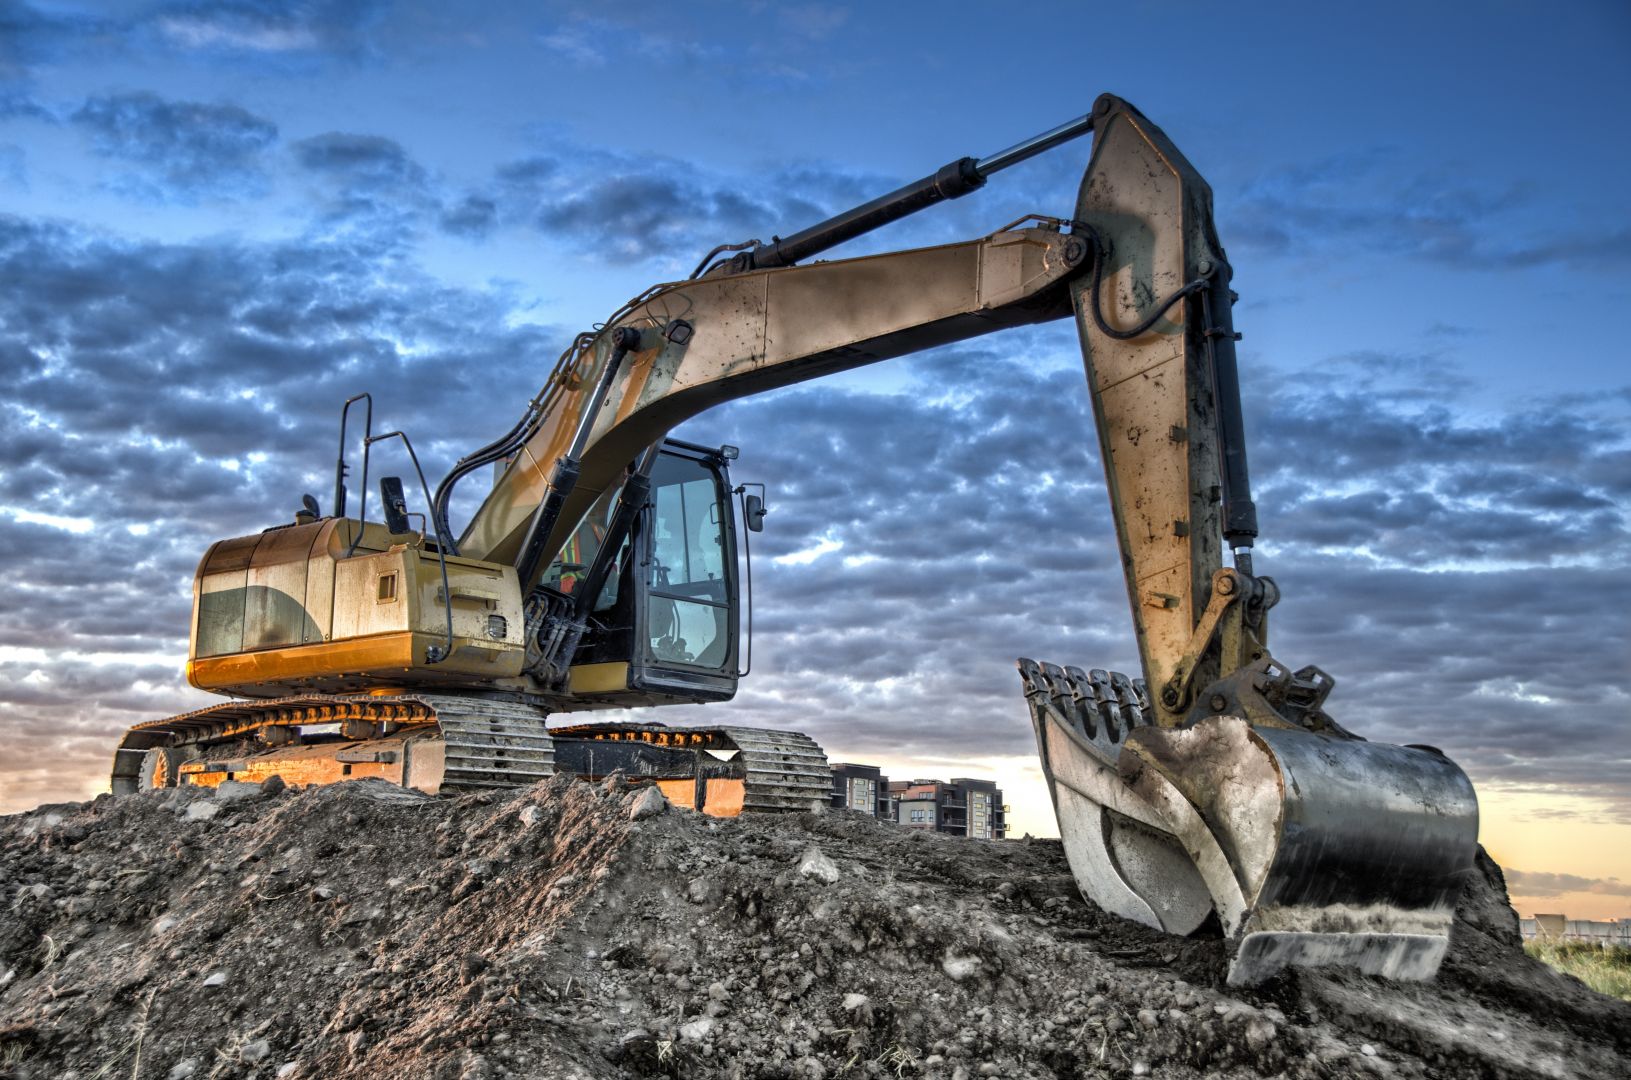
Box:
[631,443,741,699]
[563,440,743,705]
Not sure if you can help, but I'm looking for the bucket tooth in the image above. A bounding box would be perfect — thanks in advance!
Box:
[1021,658,1213,935]
[1019,657,1479,985]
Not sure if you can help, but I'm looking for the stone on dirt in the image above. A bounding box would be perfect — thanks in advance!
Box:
[627,785,667,820]
[795,843,839,883]
[183,800,220,822]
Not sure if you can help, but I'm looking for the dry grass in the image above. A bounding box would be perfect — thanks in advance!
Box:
[1525,940,1631,1002]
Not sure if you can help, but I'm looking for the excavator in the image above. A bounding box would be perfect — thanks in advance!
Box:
[110,95,1478,986]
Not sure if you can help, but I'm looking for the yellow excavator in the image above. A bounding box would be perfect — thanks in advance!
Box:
[111,95,1478,986]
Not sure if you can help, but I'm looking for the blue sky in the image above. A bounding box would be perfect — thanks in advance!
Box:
[1,1,1628,915]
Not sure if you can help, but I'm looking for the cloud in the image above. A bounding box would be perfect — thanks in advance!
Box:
[0,142,22,186]
[1223,149,1631,270]
[70,91,279,201]
[0,188,1625,827]
[1506,869,1631,898]
[0,207,579,811]
[448,145,890,270]
[291,131,434,230]
[778,4,850,40]
[0,1,112,79]
[0,0,117,118]
[535,14,726,70]
[630,344,1631,822]
[152,0,388,60]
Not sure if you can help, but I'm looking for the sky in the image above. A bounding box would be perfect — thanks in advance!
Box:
[0,1,1627,919]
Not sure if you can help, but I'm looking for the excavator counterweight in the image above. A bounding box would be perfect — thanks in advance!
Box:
[114,94,1479,988]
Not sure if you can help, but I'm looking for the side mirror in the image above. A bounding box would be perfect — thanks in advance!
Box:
[743,493,767,533]
[380,476,411,534]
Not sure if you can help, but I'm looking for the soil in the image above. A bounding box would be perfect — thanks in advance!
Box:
[1,775,1626,1080]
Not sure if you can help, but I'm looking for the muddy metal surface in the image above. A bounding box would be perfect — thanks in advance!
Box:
[1,775,1626,1079]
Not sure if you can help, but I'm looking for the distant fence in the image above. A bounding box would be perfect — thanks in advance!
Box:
[1520,915,1631,946]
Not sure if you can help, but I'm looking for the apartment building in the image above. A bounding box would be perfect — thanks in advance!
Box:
[890,777,1007,839]
[829,762,894,820]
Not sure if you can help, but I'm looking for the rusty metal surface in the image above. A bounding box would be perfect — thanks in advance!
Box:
[1069,98,1229,723]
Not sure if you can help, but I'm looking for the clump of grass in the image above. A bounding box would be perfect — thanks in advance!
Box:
[1525,940,1631,1002]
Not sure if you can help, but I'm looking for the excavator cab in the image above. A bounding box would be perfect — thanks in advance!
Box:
[562,439,746,706]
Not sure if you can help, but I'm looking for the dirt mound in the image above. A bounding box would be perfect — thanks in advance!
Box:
[2,777,1626,1079]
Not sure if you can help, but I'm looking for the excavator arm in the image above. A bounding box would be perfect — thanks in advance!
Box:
[454,224,1087,579]
[140,94,1477,988]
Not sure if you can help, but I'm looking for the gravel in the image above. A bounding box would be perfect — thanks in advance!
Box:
[0,774,1626,1079]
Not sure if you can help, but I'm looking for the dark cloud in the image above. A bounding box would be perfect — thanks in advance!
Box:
[70,91,279,201]
[1506,869,1631,898]
[0,1,112,81]
[449,145,892,269]
[1222,149,1631,270]
[291,131,433,230]
[438,193,497,239]
[0,0,115,118]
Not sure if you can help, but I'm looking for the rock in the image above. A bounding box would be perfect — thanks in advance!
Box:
[679,1017,714,1041]
[842,992,870,1011]
[796,845,839,883]
[1131,1064,1150,1077]
[213,780,262,803]
[241,1038,271,1063]
[151,915,179,936]
[1246,1018,1277,1051]
[1137,1008,1159,1029]
[261,775,287,797]
[185,801,221,822]
[277,1064,298,1078]
[201,971,227,988]
[518,805,542,827]
[942,954,981,981]
[1361,1044,1377,1057]
[168,1060,199,1079]
[686,877,713,904]
[629,786,668,820]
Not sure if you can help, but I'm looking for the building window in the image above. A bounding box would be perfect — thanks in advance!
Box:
[849,778,875,814]
[910,808,926,823]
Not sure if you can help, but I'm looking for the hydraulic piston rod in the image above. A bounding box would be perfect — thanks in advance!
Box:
[711,105,1102,275]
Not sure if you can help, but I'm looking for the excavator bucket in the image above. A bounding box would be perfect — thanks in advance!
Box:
[1017,95,1480,986]
[1018,661,1479,985]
